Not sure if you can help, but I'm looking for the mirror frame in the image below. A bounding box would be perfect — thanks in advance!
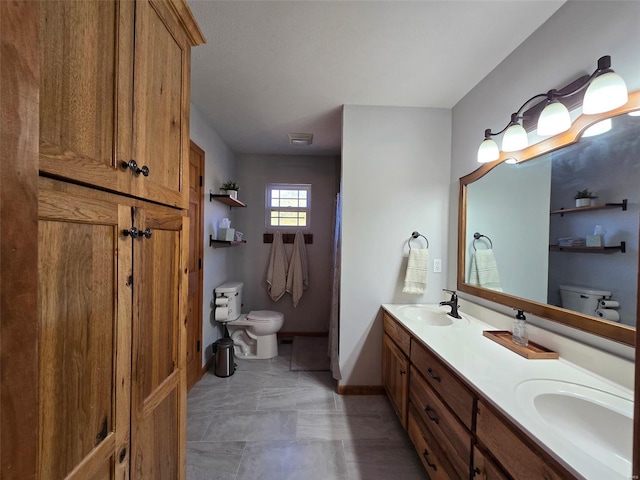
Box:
[458,90,640,347]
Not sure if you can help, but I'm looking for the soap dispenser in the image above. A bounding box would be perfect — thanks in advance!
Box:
[512,309,528,347]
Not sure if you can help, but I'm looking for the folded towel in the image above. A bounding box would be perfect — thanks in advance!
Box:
[266,232,287,302]
[402,248,428,294]
[469,249,502,292]
[286,231,309,307]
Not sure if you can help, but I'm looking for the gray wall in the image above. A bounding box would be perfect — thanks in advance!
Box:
[449,1,640,347]
[234,154,340,333]
[340,105,452,386]
[190,104,239,367]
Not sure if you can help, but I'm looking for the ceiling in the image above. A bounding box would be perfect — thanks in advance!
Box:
[188,0,565,157]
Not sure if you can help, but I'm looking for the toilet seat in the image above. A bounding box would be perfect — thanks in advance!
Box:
[246,310,283,322]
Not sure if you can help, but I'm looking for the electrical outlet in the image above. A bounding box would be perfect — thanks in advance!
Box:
[433,259,442,273]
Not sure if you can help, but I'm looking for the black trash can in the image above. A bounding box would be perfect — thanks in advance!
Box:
[213,338,235,377]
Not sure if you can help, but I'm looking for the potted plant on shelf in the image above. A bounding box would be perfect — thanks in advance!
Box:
[574,189,597,207]
[221,181,240,199]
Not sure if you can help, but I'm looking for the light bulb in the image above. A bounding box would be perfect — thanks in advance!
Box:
[502,123,528,152]
[537,101,571,136]
[477,138,499,163]
[582,118,611,137]
[583,71,628,114]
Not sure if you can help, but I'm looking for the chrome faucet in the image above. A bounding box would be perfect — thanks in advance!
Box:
[439,289,461,319]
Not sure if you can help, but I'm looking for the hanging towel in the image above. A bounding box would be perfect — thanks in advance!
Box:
[286,231,309,307]
[402,248,429,294]
[266,232,288,302]
[469,249,503,292]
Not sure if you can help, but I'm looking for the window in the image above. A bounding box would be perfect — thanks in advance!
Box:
[266,183,311,229]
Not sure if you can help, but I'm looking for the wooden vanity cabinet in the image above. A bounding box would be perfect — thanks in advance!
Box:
[382,313,410,428]
[472,446,509,480]
[409,365,472,479]
[476,400,572,480]
[407,405,451,480]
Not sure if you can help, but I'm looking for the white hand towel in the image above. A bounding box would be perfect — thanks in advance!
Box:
[402,248,428,294]
[286,231,309,307]
[266,232,287,301]
[469,249,502,292]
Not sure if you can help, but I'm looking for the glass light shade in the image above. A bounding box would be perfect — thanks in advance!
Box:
[501,123,528,152]
[628,110,640,117]
[477,138,499,163]
[582,118,611,138]
[583,71,628,114]
[505,157,518,164]
[537,101,571,136]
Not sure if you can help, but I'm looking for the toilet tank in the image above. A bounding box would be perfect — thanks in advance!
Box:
[559,284,611,316]
[215,281,244,321]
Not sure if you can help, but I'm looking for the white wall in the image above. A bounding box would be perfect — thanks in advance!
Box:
[341,105,452,386]
[449,0,640,355]
[190,104,238,366]
[234,154,340,333]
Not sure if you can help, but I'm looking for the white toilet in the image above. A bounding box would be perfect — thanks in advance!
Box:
[214,281,284,359]
[559,284,611,316]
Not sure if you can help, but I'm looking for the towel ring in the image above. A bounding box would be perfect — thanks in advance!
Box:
[408,231,429,251]
[473,232,493,251]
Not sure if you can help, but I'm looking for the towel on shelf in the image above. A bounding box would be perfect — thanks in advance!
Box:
[286,231,309,307]
[266,232,287,302]
[469,249,503,292]
[402,248,429,294]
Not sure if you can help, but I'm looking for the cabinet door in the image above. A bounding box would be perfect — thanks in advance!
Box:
[472,446,509,480]
[38,180,132,480]
[39,0,135,196]
[130,204,188,479]
[382,334,409,429]
[131,0,193,209]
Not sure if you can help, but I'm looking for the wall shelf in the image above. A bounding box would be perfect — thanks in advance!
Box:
[550,198,627,216]
[209,193,247,208]
[549,241,625,253]
[209,235,246,248]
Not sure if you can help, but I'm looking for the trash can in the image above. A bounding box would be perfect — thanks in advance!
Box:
[213,338,235,377]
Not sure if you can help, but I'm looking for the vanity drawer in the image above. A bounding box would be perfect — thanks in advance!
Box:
[383,312,410,356]
[409,366,471,479]
[476,400,569,480]
[410,339,474,429]
[407,405,452,480]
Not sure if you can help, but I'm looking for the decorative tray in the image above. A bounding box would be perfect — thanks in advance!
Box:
[482,330,559,359]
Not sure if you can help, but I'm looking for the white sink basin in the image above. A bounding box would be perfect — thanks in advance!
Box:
[516,379,633,479]
[396,305,468,327]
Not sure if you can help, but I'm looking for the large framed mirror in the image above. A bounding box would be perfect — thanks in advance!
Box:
[458,90,640,347]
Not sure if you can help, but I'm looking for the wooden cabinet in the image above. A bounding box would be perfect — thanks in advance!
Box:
[472,446,509,480]
[409,366,472,479]
[382,334,409,428]
[39,177,189,479]
[382,311,579,480]
[40,0,201,209]
[476,400,571,480]
[33,2,203,479]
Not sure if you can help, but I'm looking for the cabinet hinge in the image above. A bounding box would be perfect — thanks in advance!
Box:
[198,258,202,270]
[199,175,203,187]
[197,340,201,352]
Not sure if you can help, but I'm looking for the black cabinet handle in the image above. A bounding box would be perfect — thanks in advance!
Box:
[119,447,127,463]
[424,405,439,424]
[123,227,140,238]
[140,228,152,239]
[422,449,437,471]
[400,369,406,375]
[426,367,441,382]
[121,159,150,177]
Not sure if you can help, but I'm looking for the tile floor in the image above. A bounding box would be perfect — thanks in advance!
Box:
[186,342,429,480]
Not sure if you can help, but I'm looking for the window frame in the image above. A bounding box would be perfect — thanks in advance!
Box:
[265,183,311,230]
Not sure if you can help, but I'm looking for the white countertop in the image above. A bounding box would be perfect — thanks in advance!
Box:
[382,303,634,480]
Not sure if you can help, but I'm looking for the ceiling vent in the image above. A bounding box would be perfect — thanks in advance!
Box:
[288,133,313,146]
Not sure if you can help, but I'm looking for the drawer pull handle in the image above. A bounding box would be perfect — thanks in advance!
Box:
[121,159,150,177]
[426,367,441,382]
[422,449,437,471]
[400,369,406,375]
[424,405,439,424]
[473,467,487,480]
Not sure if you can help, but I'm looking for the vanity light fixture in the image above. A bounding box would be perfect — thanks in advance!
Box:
[477,55,628,163]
